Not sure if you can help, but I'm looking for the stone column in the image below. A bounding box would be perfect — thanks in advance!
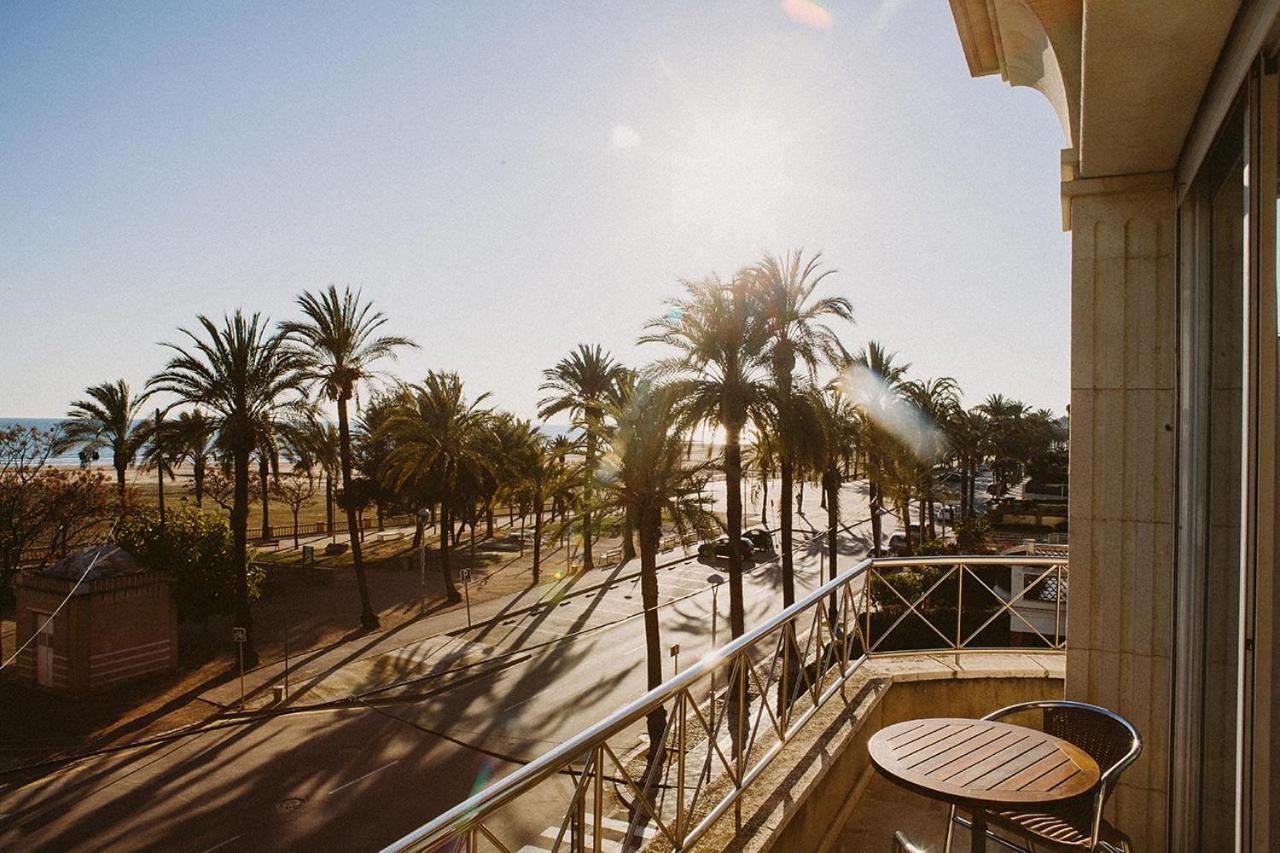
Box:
[1063,172,1176,851]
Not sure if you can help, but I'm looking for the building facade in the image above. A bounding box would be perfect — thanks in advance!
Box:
[948,1,1280,849]
[14,546,178,697]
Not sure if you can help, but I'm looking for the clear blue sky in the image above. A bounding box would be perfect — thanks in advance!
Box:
[0,1,1069,420]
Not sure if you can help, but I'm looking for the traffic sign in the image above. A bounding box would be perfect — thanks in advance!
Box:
[460,568,472,585]
[232,626,246,643]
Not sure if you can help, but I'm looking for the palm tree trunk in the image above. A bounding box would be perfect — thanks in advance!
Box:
[869,473,884,556]
[115,459,127,500]
[485,501,494,539]
[532,489,543,583]
[194,458,205,507]
[325,475,334,536]
[780,455,795,607]
[259,454,270,539]
[639,507,668,764]
[231,446,257,667]
[157,465,166,528]
[825,466,839,624]
[725,424,746,638]
[761,471,769,528]
[582,425,596,571]
[440,497,461,601]
[621,504,636,562]
[337,397,379,629]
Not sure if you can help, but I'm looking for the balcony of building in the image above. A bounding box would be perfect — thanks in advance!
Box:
[381,551,1102,853]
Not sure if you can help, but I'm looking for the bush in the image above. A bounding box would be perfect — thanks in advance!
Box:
[116,506,262,622]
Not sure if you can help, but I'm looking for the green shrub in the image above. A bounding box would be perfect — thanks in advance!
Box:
[116,506,261,622]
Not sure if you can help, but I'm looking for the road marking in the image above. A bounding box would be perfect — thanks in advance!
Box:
[198,835,241,853]
[327,758,400,796]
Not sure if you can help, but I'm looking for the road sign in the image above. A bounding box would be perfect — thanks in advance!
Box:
[232,626,247,643]
[460,568,472,585]
[669,643,680,657]
[302,545,314,566]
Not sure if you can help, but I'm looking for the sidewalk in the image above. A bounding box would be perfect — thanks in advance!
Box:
[199,537,712,711]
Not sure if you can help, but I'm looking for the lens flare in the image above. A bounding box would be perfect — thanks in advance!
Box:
[780,0,833,30]
[838,364,948,461]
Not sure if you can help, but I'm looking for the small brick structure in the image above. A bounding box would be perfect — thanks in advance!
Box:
[13,546,177,697]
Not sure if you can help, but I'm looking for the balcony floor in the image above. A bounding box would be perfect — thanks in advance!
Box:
[833,773,976,852]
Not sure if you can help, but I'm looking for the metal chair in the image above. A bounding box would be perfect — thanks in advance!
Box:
[943,700,1142,853]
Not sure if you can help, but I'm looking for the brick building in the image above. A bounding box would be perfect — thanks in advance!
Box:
[14,546,177,697]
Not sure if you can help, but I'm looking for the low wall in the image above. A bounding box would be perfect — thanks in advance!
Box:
[692,652,1065,852]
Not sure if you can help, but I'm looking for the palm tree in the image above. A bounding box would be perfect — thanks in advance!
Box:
[381,372,490,603]
[282,285,416,631]
[642,273,770,641]
[538,344,628,574]
[808,385,858,614]
[141,407,181,526]
[294,416,341,536]
[843,341,910,555]
[150,312,302,666]
[751,250,851,606]
[596,381,714,769]
[508,425,555,582]
[59,379,152,498]
[746,427,779,529]
[947,408,989,519]
[976,394,1030,497]
[901,377,960,541]
[168,409,217,507]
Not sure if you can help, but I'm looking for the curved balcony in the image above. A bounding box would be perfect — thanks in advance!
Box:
[383,554,1069,853]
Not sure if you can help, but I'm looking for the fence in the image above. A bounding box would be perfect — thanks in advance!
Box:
[382,554,1068,852]
[249,514,414,543]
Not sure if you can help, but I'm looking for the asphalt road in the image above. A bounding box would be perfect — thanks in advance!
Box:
[0,504,877,852]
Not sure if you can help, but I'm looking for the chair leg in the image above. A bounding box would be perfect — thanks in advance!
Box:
[944,804,956,853]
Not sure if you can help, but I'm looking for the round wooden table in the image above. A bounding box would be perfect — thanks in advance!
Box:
[868,718,1100,853]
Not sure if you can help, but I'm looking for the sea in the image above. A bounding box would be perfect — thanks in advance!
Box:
[1,418,580,468]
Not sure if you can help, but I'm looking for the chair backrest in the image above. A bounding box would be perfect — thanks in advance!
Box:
[985,700,1141,793]
[1043,705,1135,774]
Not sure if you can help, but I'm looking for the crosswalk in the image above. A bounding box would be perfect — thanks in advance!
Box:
[517,816,659,853]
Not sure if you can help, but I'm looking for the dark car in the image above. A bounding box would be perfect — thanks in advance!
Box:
[698,536,753,562]
[743,528,775,556]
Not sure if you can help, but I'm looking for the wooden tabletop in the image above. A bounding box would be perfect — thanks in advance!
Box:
[868,718,1100,807]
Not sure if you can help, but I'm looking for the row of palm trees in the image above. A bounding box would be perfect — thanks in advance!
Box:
[57,252,1064,689]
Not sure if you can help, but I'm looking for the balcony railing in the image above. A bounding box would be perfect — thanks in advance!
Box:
[382,554,1069,853]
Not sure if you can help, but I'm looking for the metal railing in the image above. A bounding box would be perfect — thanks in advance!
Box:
[383,554,1068,853]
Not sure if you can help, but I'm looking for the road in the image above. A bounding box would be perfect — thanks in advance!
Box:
[0,494,880,852]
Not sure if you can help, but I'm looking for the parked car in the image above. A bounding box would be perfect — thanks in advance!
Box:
[698,536,753,562]
[743,528,775,556]
[886,525,922,556]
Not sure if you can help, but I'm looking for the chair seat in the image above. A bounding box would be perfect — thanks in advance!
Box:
[984,798,1131,851]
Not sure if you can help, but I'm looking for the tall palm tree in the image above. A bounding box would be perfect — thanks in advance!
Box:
[641,274,770,640]
[59,379,152,498]
[538,344,628,573]
[843,341,910,555]
[751,250,851,606]
[947,408,989,519]
[381,372,490,603]
[596,381,714,768]
[294,416,341,535]
[282,285,416,631]
[150,311,302,666]
[808,385,858,615]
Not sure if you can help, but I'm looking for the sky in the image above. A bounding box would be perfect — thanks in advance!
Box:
[0,0,1070,421]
